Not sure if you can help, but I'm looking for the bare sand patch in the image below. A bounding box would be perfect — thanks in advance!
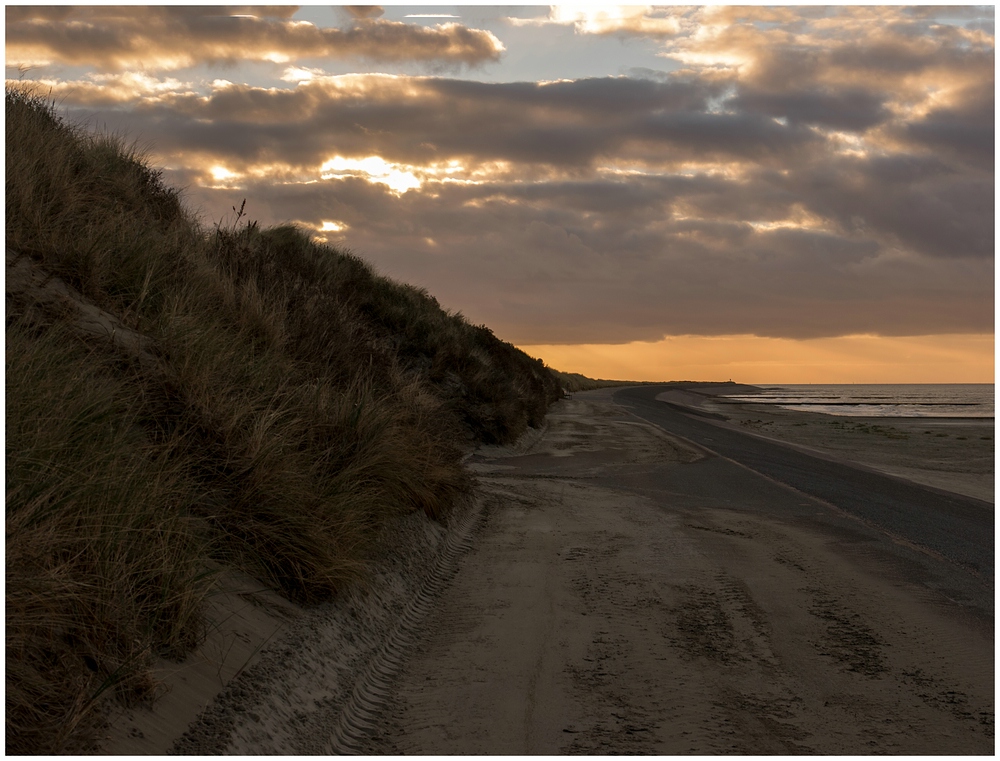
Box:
[473,397,703,476]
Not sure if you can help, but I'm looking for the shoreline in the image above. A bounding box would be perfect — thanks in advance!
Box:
[655,386,994,504]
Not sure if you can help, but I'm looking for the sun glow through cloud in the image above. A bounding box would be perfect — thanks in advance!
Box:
[317,156,481,193]
[320,156,422,194]
[510,5,681,35]
[281,66,322,83]
[210,165,238,182]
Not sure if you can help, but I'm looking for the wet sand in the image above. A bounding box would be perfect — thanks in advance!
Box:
[656,386,994,503]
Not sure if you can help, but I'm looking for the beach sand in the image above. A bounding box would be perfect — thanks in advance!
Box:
[104,387,994,755]
[361,392,993,754]
[656,386,994,503]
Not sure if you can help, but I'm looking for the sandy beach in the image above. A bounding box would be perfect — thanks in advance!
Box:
[359,390,993,753]
[105,387,993,754]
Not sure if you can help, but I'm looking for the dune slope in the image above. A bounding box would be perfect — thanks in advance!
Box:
[5,87,562,754]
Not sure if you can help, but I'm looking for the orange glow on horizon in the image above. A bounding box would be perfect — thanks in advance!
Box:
[521,334,995,385]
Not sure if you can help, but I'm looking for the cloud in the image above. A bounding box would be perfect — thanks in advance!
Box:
[6,6,75,24]
[343,6,384,20]
[731,88,890,131]
[4,6,301,24]
[901,80,995,165]
[508,6,681,37]
[45,74,815,173]
[17,72,197,106]
[12,5,990,347]
[779,155,994,261]
[5,6,504,71]
[161,150,992,344]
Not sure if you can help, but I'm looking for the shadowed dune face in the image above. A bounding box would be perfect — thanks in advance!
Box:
[4,88,562,755]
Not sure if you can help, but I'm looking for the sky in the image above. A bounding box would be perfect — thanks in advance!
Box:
[6,4,994,383]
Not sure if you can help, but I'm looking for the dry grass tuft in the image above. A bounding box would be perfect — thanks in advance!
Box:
[550,369,645,393]
[6,312,208,753]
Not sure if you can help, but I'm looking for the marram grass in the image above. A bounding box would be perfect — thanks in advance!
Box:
[6,313,209,752]
[5,86,563,753]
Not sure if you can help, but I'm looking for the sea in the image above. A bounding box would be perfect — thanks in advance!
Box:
[719,384,995,419]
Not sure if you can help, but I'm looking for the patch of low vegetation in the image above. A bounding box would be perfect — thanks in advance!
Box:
[826,421,908,440]
[5,87,564,753]
[551,369,645,393]
[740,418,774,428]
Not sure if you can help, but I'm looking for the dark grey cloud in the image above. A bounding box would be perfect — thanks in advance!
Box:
[631,110,820,163]
[731,88,889,131]
[903,81,995,165]
[779,155,994,260]
[431,74,716,117]
[825,27,992,80]
[67,75,815,172]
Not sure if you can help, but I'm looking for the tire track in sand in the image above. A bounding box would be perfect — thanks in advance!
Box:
[323,495,485,754]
